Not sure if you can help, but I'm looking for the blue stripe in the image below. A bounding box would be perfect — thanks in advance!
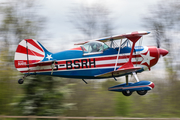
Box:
[36,68,114,79]
[50,46,144,61]
[32,67,144,79]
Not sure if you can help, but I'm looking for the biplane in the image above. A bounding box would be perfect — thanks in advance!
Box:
[14,31,168,96]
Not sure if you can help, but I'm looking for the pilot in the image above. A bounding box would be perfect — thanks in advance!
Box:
[91,42,102,52]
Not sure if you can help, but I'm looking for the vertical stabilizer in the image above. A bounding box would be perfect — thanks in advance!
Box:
[14,39,52,73]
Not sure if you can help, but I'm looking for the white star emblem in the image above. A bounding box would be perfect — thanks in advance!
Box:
[141,51,155,66]
[46,54,52,60]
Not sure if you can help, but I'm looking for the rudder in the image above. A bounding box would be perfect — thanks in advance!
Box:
[14,39,50,73]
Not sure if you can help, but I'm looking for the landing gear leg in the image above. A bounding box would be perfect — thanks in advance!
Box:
[18,74,30,84]
[82,79,88,84]
[112,74,117,81]
[132,72,139,82]
[126,75,128,85]
[132,72,149,96]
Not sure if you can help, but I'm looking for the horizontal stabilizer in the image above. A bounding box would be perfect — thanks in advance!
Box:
[27,60,56,66]
[95,67,142,78]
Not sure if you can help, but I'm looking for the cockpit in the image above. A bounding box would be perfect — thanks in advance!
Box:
[81,41,109,54]
[80,38,142,55]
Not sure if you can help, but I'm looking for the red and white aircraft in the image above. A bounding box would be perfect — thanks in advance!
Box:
[14,31,168,96]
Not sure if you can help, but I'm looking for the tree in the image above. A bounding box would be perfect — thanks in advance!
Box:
[64,79,119,117]
[69,2,115,40]
[143,0,180,79]
[141,0,180,117]
[67,3,138,117]
[0,49,19,115]
[0,0,45,47]
[115,92,131,116]
[0,0,45,115]
[17,76,70,116]
[0,0,71,116]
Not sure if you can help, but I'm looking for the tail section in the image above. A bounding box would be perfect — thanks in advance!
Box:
[14,39,52,73]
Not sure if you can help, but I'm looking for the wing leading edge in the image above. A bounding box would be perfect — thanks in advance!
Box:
[95,67,142,78]
[74,31,150,45]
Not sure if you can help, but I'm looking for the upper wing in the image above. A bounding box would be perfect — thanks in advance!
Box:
[74,31,150,45]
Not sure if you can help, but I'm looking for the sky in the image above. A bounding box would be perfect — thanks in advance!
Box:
[37,0,170,78]
[38,0,159,52]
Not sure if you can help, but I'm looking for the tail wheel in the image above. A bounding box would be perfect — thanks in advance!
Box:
[18,79,24,84]
[122,90,133,96]
[137,90,147,95]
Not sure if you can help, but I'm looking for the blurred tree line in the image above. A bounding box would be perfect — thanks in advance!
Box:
[1,0,180,118]
[0,0,70,116]
[66,0,180,117]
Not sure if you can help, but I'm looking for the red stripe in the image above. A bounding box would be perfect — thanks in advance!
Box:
[15,54,143,72]
[20,69,53,73]
[95,55,141,61]
[131,31,139,35]
[109,85,150,91]
[16,45,44,57]
[70,47,82,50]
[96,62,141,68]
[57,61,66,64]
[25,39,44,52]
[48,55,141,65]
[17,61,142,73]
[123,85,149,89]
[15,57,142,69]
[14,60,41,68]
[20,67,69,73]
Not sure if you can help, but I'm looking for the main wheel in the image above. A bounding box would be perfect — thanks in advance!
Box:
[18,79,24,84]
[122,90,133,96]
[136,90,147,95]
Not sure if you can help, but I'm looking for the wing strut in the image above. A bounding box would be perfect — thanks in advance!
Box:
[117,35,141,70]
[110,38,114,48]
[95,32,148,78]
[114,39,122,71]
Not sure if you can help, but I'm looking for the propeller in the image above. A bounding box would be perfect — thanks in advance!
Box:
[156,37,160,48]
[155,31,160,48]
[155,31,168,57]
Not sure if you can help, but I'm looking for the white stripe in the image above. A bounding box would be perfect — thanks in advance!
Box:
[140,46,148,53]
[17,55,143,72]
[27,42,44,55]
[15,52,44,60]
[96,59,116,65]
[21,66,116,73]
[51,52,141,64]
[17,65,52,71]
[19,63,145,73]
[56,57,142,67]
[19,40,44,56]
